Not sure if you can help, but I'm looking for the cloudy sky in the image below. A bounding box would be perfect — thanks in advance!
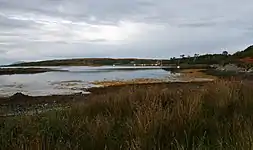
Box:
[0,0,253,64]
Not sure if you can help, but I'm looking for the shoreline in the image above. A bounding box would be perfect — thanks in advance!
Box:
[1,67,251,103]
[89,69,217,87]
[0,68,220,117]
[0,68,217,103]
[1,80,212,102]
[0,81,212,117]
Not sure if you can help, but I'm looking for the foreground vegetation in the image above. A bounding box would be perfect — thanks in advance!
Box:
[1,80,253,149]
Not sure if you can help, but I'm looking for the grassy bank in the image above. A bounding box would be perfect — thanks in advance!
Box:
[203,69,253,80]
[178,69,217,80]
[1,80,253,149]
[91,78,167,87]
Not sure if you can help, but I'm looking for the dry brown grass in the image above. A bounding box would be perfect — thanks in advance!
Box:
[1,80,253,149]
[91,78,166,87]
[179,69,217,80]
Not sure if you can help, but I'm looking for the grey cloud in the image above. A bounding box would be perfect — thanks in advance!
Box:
[0,15,33,29]
[178,22,217,28]
[0,0,154,23]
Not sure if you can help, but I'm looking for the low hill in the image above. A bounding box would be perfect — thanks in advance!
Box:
[233,45,253,58]
[7,45,253,67]
[168,45,253,65]
[8,58,170,67]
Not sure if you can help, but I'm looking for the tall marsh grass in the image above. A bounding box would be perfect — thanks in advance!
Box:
[1,80,253,149]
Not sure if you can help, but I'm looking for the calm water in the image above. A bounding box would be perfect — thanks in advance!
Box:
[0,66,178,97]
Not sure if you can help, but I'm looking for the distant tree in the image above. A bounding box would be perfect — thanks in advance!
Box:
[222,51,228,56]
[170,57,176,60]
[177,55,185,65]
[193,54,199,62]
[180,54,185,59]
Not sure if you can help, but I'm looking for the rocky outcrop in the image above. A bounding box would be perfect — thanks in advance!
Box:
[215,64,245,72]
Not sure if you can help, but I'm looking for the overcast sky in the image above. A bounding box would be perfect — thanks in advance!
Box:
[0,0,253,64]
